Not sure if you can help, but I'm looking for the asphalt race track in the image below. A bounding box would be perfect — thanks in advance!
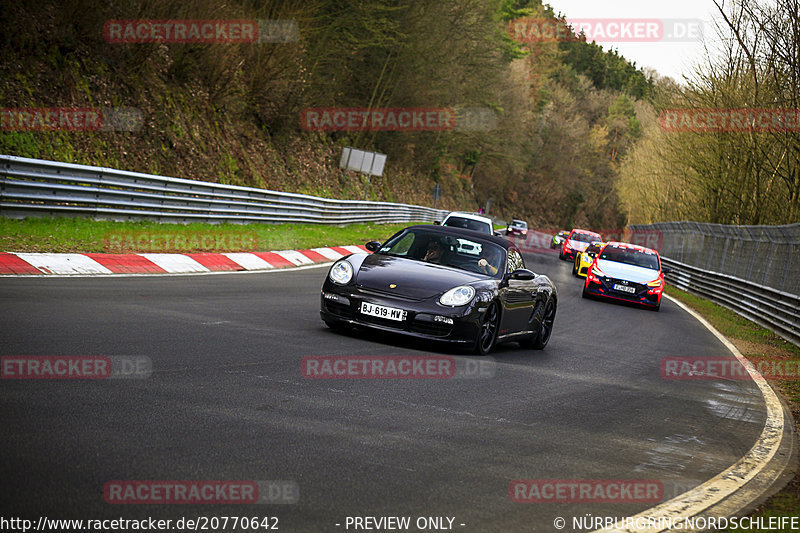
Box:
[0,249,770,532]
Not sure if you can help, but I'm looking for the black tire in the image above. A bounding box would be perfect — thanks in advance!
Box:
[528,298,556,350]
[572,257,579,276]
[474,302,499,355]
[581,283,589,299]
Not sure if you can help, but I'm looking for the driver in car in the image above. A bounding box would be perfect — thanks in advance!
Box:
[423,240,446,263]
[425,238,499,275]
[478,255,499,275]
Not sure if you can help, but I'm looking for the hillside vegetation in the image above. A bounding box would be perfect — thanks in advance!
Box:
[3,0,654,228]
[617,0,800,225]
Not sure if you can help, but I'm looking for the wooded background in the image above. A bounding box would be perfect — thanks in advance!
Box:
[1,0,797,227]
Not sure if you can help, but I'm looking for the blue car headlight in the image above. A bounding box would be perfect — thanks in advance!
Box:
[329,259,354,285]
[439,285,476,306]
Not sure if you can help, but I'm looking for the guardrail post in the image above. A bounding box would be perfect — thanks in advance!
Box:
[780,243,792,293]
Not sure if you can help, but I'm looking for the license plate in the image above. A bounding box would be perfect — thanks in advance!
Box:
[360,302,407,321]
[613,283,636,294]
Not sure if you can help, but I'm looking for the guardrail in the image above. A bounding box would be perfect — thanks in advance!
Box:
[663,257,800,347]
[629,222,800,348]
[630,221,800,296]
[0,155,449,225]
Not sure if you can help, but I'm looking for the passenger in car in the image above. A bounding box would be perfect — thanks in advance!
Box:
[477,249,500,275]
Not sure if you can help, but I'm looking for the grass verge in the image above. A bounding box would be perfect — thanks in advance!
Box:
[665,286,799,530]
[0,217,411,254]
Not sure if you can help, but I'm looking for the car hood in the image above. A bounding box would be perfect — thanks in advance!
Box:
[355,254,483,299]
[596,259,660,283]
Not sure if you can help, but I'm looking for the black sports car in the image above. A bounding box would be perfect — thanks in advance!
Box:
[320,225,557,354]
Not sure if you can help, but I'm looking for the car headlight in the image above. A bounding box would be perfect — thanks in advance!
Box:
[328,260,354,285]
[591,265,605,277]
[646,279,663,287]
[439,285,476,306]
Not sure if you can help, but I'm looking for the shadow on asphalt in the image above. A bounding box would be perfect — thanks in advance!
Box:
[317,321,551,361]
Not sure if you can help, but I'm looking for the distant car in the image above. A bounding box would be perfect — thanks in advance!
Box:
[437,212,495,235]
[582,242,670,311]
[550,231,570,249]
[559,229,602,261]
[320,225,558,354]
[573,241,604,278]
[506,219,528,237]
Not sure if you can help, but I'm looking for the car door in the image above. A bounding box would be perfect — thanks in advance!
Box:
[499,248,537,334]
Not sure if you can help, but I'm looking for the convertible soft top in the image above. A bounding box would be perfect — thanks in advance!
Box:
[403,224,513,249]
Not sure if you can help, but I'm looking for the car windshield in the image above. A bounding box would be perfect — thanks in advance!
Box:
[599,246,660,270]
[378,229,505,277]
[442,216,491,233]
[511,220,527,228]
[586,243,603,254]
[570,232,600,243]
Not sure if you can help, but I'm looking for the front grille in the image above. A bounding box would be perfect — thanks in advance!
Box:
[604,278,646,300]
[356,312,454,338]
[358,313,409,330]
[324,300,354,318]
[357,286,424,302]
[409,320,452,337]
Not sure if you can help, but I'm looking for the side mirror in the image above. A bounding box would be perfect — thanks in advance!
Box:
[365,241,382,252]
[506,268,536,281]
[662,266,673,275]
[433,221,441,225]
[494,231,503,237]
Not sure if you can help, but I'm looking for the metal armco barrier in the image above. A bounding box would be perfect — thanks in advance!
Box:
[630,222,800,348]
[0,155,448,225]
[662,257,800,347]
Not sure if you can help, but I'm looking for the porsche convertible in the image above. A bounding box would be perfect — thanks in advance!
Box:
[320,225,558,354]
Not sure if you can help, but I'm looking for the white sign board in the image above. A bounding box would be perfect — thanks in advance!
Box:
[339,147,386,177]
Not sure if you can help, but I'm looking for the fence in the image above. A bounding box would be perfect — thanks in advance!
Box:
[0,155,449,225]
[629,222,800,347]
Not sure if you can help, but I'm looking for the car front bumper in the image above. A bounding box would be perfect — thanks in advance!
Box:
[584,277,661,307]
[320,283,484,345]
